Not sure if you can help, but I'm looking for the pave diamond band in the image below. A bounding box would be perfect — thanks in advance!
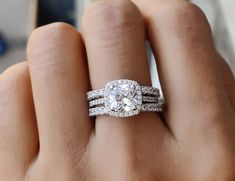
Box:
[89,96,158,107]
[89,103,163,117]
[87,79,163,117]
[87,86,160,101]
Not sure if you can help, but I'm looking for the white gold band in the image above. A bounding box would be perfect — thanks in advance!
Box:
[87,86,160,101]
[89,103,163,117]
[89,96,158,107]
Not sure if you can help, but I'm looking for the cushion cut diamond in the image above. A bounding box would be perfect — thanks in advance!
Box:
[104,80,142,117]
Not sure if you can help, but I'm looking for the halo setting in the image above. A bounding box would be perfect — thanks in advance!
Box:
[104,80,142,117]
[87,79,163,117]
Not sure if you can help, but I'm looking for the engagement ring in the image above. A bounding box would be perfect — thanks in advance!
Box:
[87,79,163,117]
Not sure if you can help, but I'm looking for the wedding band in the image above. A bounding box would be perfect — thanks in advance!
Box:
[87,79,163,117]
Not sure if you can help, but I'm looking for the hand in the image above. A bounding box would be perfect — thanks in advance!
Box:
[0,0,235,180]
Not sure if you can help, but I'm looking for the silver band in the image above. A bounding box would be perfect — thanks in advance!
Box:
[87,88,105,101]
[89,103,163,117]
[89,96,158,107]
[87,79,163,117]
[87,86,160,101]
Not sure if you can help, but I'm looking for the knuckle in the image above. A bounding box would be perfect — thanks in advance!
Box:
[0,62,30,109]
[28,22,78,48]
[183,86,228,124]
[189,89,225,112]
[82,0,144,39]
[27,23,81,72]
[154,2,211,35]
[0,62,29,89]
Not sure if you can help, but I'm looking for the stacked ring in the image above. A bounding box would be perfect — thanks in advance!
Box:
[87,79,163,117]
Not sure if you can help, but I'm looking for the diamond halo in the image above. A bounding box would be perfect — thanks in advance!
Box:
[104,80,142,117]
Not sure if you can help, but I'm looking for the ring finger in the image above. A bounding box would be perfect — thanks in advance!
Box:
[82,0,167,154]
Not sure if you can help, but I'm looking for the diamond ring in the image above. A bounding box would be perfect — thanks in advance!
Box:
[87,79,163,117]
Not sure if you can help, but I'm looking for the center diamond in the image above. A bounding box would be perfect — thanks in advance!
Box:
[104,80,142,117]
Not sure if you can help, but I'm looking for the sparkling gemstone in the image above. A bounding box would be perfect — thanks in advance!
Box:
[105,81,141,115]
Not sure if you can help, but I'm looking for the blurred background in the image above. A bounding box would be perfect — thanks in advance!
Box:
[0,0,234,83]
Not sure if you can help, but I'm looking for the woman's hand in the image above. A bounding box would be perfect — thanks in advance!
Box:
[0,0,235,180]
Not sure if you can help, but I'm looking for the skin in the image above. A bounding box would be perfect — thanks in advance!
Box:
[0,0,235,180]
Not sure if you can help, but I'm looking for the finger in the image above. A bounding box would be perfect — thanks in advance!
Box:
[0,62,38,179]
[27,23,92,162]
[82,0,167,145]
[217,55,235,110]
[131,1,235,135]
